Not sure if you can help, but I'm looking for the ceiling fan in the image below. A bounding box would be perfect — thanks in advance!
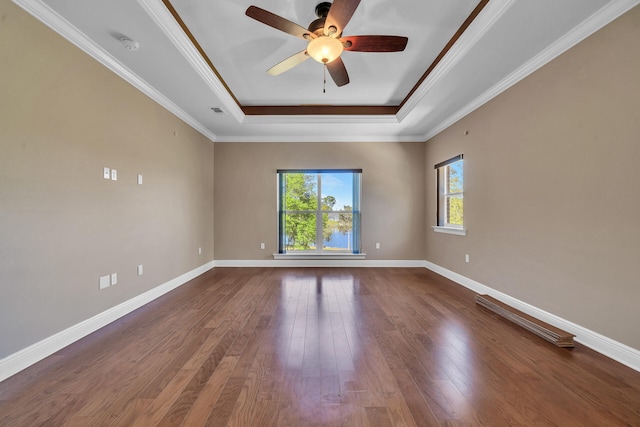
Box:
[245,0,408,87]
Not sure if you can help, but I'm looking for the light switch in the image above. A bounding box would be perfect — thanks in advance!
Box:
[103,167,110,179]
[111,169,118,181]
[137,174,143,185]
[111,273,117,285]
[99,275,110,290]
[137,264,143,276]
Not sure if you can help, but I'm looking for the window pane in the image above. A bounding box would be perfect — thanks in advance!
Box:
[436,156,463,228]
[320,172,356,251]
[282,213,317,250]
[283,173,317,211]
[278,170,361,253]
[323,210,354,250]
[447,162,463,194]
[320,172,353,212]
[446,195,463,226]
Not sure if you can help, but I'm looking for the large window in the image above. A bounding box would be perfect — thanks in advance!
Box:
[435,155,464,230]
[278,170,361,254]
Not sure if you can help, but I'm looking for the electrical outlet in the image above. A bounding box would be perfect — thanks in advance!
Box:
[260,243,265,249]
[375,242,380,249]
[99,275,110,290]
[137,174,143,185]
[198,247,202,255]
[137,264,143,276]
[465,254,470,263]
[103,167,110,179]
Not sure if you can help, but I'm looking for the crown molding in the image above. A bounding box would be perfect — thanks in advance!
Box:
[136,0,245,124]
[214,134,421,143]
[396,0,514,124]
[13,0,218,143]
[423,0,640,141]
[15,0,637,144]
[216,134,424,144]
[241,114,399,125]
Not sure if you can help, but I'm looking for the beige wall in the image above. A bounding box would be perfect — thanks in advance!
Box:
[0,2,214,358]
[425,7,640,350]
[214,142,425,260]
[2,0,637,365]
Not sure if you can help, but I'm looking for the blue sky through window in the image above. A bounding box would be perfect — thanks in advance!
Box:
[321,172,353,209]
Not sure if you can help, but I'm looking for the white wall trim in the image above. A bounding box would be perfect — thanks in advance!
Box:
[214,259,426,268]
[242,115,399,125]
[12,0,218,143]
[397,0,514,123]
[215,134,420,143]
[424,260,640,372]
[422,0,640,141]
[432,226,467,236]
[4,259,637,382]
[0,261,215,383]
[136,0,245,123]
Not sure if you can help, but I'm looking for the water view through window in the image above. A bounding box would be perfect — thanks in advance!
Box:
[278,170,361,253]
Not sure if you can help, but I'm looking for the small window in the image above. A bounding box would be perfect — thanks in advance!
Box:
[435,155,464,230]
[278,170,361,254]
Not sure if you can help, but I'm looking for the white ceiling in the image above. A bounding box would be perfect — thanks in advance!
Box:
[15,0,639,142]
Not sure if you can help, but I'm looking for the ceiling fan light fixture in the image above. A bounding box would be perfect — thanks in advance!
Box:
[307,35,344,64]
[245,1,408,86]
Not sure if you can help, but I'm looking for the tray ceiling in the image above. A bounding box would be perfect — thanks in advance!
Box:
[15,0,638,142]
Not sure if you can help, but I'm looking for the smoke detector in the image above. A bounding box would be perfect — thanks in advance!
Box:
[120,37,140,51]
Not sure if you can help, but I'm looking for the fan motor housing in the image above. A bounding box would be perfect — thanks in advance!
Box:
[309,2,341,37]
[315,2,332,18]
[308,18,326,36]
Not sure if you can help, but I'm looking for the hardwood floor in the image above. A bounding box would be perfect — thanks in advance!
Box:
[1,267,639,426]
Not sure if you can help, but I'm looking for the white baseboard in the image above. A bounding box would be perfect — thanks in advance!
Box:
[4,260,636,382]
[0,261,215,383]
[213,259,426,268]
[424,260,640,372]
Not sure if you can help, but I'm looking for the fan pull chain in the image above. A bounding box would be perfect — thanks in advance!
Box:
[323,64,326,94]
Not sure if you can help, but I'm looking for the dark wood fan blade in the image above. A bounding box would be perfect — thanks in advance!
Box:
[341,35,408,52]
[246,6,314,41]
[267,50,310,76]
[326,57,350,87]
[324,0,361,36]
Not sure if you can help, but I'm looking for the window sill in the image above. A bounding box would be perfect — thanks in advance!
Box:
[432,226,466,236]
[273,253,366,260]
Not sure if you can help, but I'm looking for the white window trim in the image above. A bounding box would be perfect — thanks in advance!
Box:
[277,169,362,255]
[435,155,464,234]
[432,226,467,236]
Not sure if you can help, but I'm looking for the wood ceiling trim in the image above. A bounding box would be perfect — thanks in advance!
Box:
[161,0,241,107]
[399,0,491,109]
[163,0,491,117]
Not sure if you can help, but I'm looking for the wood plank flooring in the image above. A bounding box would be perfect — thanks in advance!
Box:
[1,267,639,426]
